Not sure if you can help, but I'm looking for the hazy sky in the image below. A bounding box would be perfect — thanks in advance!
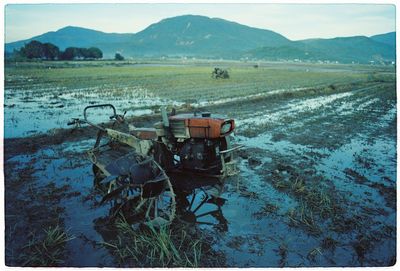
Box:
[5,3,396,43]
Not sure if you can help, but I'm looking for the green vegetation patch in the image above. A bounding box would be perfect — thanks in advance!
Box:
[99,216,225,267]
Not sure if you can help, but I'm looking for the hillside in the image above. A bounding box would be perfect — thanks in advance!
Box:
[5,15,291,58]
[299,36,395,63]
[127,15,291,57]
[6,26,134,55]
[5,15,396,63]
[370,32,396,48]
[246,35,395,63]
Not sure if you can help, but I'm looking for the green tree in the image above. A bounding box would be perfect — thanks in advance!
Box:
[115,53,124,61]
[61,47,78,60]
[78,48,90,59]
[59,46,103,60]
[23,40,45,59]
[87,47,103,59]
[43,43,60,60]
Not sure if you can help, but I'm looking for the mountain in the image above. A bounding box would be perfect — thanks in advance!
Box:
[5,15,291,58]
[298,36,395,63]
[370,32,396,48]
[127,15,291,57]
[5,26,134,55]
[244,44,328,61]
[5,15,396,63]
[245,35,395,63]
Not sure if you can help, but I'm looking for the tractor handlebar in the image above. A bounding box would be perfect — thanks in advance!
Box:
[83,104,118,131]
[68,104,126,131]
[84,104,117,121]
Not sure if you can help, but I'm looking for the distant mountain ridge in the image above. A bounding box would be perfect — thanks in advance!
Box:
[128,15,291,57]
[5,26,134,52]
[5,14,396,63]
[370,32,396,48]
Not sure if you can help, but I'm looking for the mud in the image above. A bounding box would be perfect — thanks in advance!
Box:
[4,63,396,267]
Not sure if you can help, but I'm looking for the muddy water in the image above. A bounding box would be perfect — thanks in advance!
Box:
[4,79,396,266]
[219,82,396,266]
[4,84,183,138]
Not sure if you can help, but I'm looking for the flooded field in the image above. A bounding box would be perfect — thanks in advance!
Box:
[4,60,396,267]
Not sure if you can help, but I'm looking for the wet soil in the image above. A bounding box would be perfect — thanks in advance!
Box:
[4,64,396,267]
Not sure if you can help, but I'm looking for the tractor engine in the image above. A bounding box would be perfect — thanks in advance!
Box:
[178,138,221,172]
[155,110,235,175]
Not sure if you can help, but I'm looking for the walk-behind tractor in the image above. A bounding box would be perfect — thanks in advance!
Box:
[68,104,240,227]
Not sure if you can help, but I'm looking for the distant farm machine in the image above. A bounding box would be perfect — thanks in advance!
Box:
[211,67,230,79]
[68,104,240,227]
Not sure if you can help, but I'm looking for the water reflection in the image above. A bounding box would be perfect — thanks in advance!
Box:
[92,172,229,267]
[170,172,228,232]
[93,171,229,237]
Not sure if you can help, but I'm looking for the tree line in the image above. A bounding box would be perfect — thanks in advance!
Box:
[14,40,103,60]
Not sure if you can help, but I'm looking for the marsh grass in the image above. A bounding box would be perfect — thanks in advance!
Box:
[19,225,75,266]
[101,216,205,267]
[287,202,321,236]
[5,61,376,104]
[253,203,279,219]
[307,247,323,262]
[270,165,345,236]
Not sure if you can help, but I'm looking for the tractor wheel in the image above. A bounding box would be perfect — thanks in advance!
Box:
[107,177,176,228]
[175,186,227,231]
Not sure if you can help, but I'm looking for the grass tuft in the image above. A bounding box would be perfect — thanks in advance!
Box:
[19,225,75,266]
[100,215,206,267]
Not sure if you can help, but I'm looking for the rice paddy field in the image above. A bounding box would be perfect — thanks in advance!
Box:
[4,60,397,267]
